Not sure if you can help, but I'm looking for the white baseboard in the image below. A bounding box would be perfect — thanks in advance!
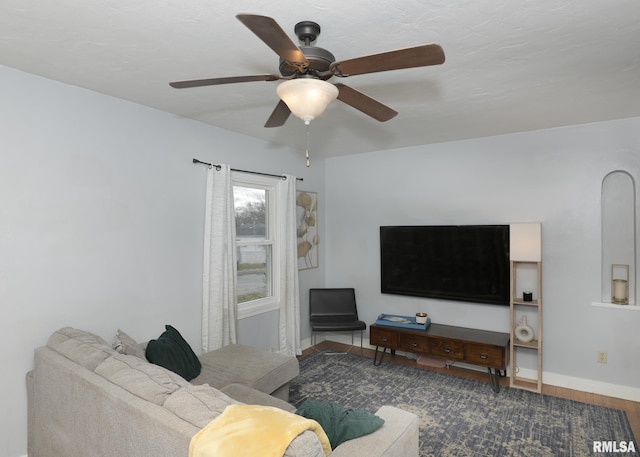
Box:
[301,336,313,351]
[538,370,640,402]
[310,333,640,402]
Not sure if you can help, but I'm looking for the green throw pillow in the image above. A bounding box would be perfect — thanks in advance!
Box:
[295,399,385,448]
[145,325,201,381]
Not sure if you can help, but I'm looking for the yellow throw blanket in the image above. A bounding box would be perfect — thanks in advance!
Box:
[189,404,332,457]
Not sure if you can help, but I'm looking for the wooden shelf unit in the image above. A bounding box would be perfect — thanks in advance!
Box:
[509,260,543,393]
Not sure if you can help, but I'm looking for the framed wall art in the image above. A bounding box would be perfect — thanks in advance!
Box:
[296,190,318,270]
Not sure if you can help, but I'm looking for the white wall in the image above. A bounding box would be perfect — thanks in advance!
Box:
[3,60,638,456]
[324,118,640,400]
[0,64,325,457]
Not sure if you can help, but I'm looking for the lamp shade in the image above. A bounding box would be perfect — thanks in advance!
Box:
[276,79,338,124]
[509,223,542,261]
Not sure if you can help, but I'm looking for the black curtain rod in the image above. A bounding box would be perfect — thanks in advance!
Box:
[192,158,303,181]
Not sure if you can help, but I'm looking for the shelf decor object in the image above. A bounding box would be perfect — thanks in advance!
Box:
[509,223,543,393]
[375,313,431,330]
[611,264,630,305]
[515,315,535,343]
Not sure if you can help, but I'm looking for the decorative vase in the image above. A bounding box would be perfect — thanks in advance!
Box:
[515,315,534,343]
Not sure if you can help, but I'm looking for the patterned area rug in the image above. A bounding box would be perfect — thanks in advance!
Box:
[290,351,638,457]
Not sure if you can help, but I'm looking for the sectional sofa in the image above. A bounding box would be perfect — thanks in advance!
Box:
[27,327,419,457]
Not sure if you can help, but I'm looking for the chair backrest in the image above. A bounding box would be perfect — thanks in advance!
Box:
[309,288,359,322]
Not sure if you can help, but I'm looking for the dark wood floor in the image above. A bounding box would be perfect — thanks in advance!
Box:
[302,341,640,441]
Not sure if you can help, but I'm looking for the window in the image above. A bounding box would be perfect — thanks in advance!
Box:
[233,173,281,318]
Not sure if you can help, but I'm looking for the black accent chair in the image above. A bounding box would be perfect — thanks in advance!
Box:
[309,288,366,353]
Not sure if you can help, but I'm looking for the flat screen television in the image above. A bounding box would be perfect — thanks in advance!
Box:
[380,225,510,306]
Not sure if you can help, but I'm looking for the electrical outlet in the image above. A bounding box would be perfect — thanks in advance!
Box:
[597,350,608,364]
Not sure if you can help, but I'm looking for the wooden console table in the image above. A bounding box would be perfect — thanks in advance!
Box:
[370,323,510,392]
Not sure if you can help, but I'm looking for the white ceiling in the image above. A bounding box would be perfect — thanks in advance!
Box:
[2,0,639,159]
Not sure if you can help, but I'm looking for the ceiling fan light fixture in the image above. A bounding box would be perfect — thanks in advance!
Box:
[276,79,338,124]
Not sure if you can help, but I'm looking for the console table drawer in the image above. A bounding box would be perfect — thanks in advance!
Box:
[370,326,398,348]
[398,333,430,352]
[464,344,505,368]
[429,339,464,360]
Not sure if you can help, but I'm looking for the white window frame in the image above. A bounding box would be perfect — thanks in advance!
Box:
[233,172,282,319]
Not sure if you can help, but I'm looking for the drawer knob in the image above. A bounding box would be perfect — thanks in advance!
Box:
[480,353,488,359]
[444,347,452,353]
[382,337,388,342]
[411,342,418,347]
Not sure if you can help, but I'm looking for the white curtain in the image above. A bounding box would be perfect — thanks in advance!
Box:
[202,164,237,352]
[278,175,301,356]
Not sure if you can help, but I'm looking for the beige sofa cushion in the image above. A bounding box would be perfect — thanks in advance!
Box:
[164,384,239,428]
[221,383,296,412]
[47,327,117,370]
[193,344,299,395]
[112,328,147,359]
[95,353,188,405]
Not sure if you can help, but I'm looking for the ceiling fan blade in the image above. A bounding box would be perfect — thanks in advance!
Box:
[335,83,398,122]
[331,44,445,77]
[236,14,307,66]
[170,74,280,89]
[264,100,291,128]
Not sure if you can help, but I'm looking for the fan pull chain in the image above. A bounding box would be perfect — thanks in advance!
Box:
[305,124,311,167]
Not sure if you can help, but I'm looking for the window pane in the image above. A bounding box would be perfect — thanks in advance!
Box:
[237,245,272,303]
[234,186,267,239]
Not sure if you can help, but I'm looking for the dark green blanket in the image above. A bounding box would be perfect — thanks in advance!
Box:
[295,399,384,449]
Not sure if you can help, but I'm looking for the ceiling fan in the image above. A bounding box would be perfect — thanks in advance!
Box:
[170,14,445,128]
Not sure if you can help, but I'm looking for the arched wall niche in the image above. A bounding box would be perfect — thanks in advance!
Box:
[601,170,636,306]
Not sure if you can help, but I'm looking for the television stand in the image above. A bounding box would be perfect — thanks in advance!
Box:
[370,323,510,392]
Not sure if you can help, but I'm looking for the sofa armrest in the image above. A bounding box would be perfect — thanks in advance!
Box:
[330,406,419,457]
